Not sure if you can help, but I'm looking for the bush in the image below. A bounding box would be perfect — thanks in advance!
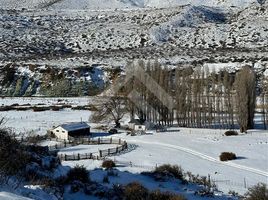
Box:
[124,182,148,200]
[66,165,90,183]
[154,164,184,180]
[102,160,116,169]
[219,152,236,161]
[224,131,238,136]
[103,175,109,183]
[0,128,31,176]
[149,190,186,200]
[245,183,268,200]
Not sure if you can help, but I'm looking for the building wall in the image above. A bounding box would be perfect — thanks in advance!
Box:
[68,128,90,137]
[129,123,135,130]
[134,124,146,131]
[52,127,69,140]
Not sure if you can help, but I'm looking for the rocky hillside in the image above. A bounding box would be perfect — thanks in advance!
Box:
[0,0,262,10]
[0,1,267,96]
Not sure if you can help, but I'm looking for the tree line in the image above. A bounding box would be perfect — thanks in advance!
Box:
[94,60,267,133]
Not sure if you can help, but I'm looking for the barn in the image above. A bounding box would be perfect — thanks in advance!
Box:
[51,122,90,140]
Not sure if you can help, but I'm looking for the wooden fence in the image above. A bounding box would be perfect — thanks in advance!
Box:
[48,137,128,161]
[48,137,124,151]
[58,142,128,161]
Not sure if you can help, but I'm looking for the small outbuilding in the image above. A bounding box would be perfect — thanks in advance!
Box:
[128,119,146,131]
[51,122,90,141]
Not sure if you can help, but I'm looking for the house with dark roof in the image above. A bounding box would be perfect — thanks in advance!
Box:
[51,122,90,140]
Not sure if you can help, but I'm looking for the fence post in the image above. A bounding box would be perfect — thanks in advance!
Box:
[90,153,92,159]
[78,153,80,160]
[244,178,247,188]
[65,154,67,161]
[108,148,110,155]
[208,174,211,190]
[98,138,100,144]
[110,137,112,144]
[99,150,102,157]
[116,147,118,153]
[119,139,121,144]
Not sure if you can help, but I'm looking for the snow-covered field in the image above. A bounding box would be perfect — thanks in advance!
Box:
[2,108,91,135]
[58,144,118,156]
[0,97,90,106]
[1,97,267,197]
[1,97,93,135]
[59,128,268,195]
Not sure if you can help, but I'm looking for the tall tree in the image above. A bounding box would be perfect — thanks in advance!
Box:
[234,66,256,133]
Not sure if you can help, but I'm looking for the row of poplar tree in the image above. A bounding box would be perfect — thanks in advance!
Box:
[122,60,268,133]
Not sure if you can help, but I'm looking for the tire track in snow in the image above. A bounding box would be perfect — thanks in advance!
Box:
[129,139,268,177]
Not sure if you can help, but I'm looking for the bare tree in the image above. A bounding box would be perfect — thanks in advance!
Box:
[91,96,127,128]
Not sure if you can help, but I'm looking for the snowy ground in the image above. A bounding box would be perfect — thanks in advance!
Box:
[2,108,91,135]
[1,97,93,135]
[61,129,268,195]
[1,97,267,196]
[0,97,91,106]
[0,192,32,200]
[58,144,118,156]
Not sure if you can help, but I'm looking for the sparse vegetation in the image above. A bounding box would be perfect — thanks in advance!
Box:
[244,183,268,200]
[0,128,31,177]
[124,182,149,200]
[154,164,184,180]
[102,160,116,169]
[102,175,109,183]
[224,130,238,136]
[149,190,186,200]
[219,152,237,161]
[66,165,90,184]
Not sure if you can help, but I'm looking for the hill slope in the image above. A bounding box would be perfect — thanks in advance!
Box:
[0,0,261,10]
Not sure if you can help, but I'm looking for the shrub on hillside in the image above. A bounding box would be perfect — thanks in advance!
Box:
[154,164,184,180]
[103,175,109,183]
[245,183,268,200]
[66,165,90,183]
[149,190,186,200]
[102,160,116,169]
[124,182,148,200]
[219,152,236,161]
[224,131,238,136]
[0,128,31,176]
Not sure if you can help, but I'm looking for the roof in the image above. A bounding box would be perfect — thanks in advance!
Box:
[128,119,143,125]
[57,122,90,132]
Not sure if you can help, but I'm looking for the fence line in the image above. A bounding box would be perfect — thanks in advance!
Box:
[211,177,254,190]
[48,137,124,151]
[53,138,128,161]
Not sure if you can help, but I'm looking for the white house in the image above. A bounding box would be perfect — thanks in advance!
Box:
[128,119,146,131]
[51,122,90,141]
